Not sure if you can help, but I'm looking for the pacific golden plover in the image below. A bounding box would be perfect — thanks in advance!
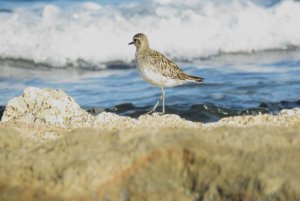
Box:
[129,33,203,114]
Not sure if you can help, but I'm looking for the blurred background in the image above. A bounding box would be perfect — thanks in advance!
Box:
[0,0,299,122]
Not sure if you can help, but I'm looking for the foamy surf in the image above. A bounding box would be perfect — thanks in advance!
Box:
[0,0,300,69]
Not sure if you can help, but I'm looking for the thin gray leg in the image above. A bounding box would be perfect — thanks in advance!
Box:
[161,87,165,114]
[147,94,162,114]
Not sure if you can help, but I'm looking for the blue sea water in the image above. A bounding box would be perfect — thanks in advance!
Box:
[0,0,299,122]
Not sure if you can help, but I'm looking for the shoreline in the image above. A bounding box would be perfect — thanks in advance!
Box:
[0,87,299,141]
[1,99,300,124]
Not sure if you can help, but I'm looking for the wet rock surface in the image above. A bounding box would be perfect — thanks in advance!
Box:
[0,106,5,121]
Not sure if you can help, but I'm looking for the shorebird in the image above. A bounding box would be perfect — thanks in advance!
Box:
[129,33,203,114]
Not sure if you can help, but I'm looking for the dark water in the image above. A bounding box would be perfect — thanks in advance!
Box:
[1,50,299,122]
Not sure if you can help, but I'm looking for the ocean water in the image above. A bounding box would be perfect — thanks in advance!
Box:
[0,0,299,122]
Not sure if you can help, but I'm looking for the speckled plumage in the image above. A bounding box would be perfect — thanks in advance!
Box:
[129,33,203,113]
[132,33,203,87]
[136,49,186,87]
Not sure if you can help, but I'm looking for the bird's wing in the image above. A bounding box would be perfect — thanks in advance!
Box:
[148,49,189,80]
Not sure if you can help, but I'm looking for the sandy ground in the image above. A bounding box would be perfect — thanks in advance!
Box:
[0,111,300,201]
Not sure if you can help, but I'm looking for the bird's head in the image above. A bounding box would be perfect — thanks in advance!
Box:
[128,33,149,50]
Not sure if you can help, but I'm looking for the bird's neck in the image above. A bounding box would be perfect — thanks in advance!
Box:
[136,46,149,54]
[137,41,150,52]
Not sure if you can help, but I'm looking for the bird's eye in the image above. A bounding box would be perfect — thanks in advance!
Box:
[133,39,137,42]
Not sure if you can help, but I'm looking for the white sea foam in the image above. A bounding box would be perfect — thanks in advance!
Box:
[0,0,300,69]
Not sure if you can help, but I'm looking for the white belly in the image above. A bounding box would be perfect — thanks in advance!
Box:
[137,64,183,87]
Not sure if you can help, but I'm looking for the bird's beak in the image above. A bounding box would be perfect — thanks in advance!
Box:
[128,41,134,45]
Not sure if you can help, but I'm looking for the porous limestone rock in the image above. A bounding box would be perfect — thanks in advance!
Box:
[94,112,138,130]
[211,108,300,127]
[93,112,201,130]
[1,87,203,130]
[1,123,300,201]
[138,113,200,129]
[280,108,300,116]
[2,87,94,128]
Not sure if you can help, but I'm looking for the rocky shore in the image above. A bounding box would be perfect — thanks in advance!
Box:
[0,87,299,201]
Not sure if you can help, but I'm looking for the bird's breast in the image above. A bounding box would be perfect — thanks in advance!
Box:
[136,62,183,87]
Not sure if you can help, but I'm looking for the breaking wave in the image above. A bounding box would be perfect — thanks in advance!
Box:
[0,0,300,69]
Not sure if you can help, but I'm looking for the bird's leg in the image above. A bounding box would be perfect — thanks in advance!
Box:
[146,88,165,114]
[161,87,165,114]
[147,94,162,114]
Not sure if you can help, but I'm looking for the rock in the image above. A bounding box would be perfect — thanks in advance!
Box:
[1,88,300,200]
[1,87,202,130]
[138,113,201,129]
[0,106,5,121]
[209,109,300,127]
[1,123,300,201]
[280,108,300,116]
[2,87,300,130]
[2,87,94,128]
[86,107,105,116]
[94,112,138,130]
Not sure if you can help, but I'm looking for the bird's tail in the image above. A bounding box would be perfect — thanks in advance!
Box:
[186,74,204,83]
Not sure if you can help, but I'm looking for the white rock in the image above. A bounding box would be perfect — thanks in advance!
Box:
[280,108,300,116]
[2,87,95,128]
[93,112,138,129]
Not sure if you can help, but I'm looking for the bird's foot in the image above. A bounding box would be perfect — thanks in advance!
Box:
[154,112,165,116]
[146,100,160,114]
[145,111,165,116]
[146,109,156,115]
